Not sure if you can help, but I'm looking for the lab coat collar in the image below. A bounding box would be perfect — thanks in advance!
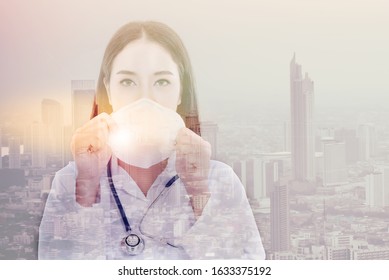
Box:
[109,153,178,200]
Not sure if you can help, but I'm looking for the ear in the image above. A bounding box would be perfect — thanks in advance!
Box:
[103,77,112,104]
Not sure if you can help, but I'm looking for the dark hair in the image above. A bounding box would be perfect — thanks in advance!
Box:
[91,21,200,135]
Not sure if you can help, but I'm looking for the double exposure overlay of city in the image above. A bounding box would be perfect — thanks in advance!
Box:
[1,53,389,259]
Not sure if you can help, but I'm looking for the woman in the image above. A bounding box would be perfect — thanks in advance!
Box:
[38,21,265,259]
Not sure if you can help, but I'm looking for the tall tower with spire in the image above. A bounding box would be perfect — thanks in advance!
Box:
[290,54,315,185]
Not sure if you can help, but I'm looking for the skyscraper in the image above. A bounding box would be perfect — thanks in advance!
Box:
[41,99,64,167]
[265,160,280,197]
[323,142,348,187]
[270,184,290,252]
[290,54,315,184]
[63,124,74,166]
[200,121,218,160]
[245,158,266,201]
[365,167,389,208]
[365,172,383,208]
[233,160,247,190]
[181,83,200,135]
[185,112,200,135]
[284,121,291,152]
[8,136,21,169]
[358,124,377,161]
[30,121,46,168]
[71,80,95,131]
[334,128,359,164]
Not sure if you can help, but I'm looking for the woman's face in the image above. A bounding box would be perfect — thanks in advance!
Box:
[106,37,181,111]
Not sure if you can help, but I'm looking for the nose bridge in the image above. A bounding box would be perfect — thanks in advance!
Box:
[139,78,154,101]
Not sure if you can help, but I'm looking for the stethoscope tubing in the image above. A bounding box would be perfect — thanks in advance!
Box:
[107,158,180,248]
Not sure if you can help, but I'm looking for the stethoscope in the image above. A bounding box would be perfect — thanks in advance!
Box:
[107,158,181,256]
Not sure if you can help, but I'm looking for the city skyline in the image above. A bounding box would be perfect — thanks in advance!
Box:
[2,64,389,258]
[1,1,389,125]
[1,0,389,260]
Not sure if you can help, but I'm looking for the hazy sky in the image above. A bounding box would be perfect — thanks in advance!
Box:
[1,0,388,124]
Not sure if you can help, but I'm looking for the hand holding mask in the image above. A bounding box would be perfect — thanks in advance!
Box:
[73,97,211,213]
[175,127,212,217]
[71,112,116,206]
[108,98,185,168]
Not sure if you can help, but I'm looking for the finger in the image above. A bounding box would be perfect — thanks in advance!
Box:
[176,128,210,149]
[179,153,197,165]
[97,112,119,133]
[176,141,207,156]
[91,113,118,141]
[175,150,186,169]
[176,127,200,144]
[75,113,116,147]
[73,136,105,155]
[176,127,190,138]
[176,133,201,149]
[176,142,194,155]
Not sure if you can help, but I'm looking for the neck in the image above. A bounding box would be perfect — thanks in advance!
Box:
[117,159,168,196]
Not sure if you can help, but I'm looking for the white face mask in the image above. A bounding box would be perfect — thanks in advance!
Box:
[109,98,185,168]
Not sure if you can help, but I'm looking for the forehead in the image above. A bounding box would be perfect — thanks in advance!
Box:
[111,38,178,73]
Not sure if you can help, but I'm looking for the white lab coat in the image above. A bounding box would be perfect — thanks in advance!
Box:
[38,154,265,259]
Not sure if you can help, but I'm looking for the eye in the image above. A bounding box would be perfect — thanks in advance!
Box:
[120,79,136,87]
[154,79,170,87]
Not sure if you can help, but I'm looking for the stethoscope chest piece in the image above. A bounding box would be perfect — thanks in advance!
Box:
[108,158,180,254]
[121,233,145,256]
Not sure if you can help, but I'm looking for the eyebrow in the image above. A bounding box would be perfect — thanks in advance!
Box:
[116,70,136,75]
[116,70,174,75]
[154,71,174,76]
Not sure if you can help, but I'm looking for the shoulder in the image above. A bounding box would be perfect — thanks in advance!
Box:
[55,161,77,177]
[208,160,245,192]
[209,160,235,175]
[209,160,240,182]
